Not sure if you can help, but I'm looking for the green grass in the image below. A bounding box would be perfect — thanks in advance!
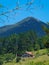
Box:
[3,49,49,65]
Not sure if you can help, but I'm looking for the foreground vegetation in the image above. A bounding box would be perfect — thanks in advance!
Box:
[3,49,49,65]
[0,49,49,65]
[3,56,49,65]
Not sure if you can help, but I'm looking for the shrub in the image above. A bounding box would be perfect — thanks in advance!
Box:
[16,56,21,62]
[0,57,3,65]
[5,53,15,62]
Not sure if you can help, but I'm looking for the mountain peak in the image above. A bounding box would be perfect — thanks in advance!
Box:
[20,17,41,23]
[0,17,49,37]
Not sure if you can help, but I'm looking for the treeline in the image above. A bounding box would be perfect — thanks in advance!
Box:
[0,30,49,56]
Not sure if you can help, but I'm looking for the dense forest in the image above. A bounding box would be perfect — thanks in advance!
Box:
[0,30,49,54]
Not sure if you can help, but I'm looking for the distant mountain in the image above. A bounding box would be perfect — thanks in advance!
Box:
[0,17,49,37]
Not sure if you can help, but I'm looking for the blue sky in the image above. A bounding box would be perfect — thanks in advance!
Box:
[0,0,49,27]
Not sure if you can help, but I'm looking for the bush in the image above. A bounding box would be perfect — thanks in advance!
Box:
[0,60,3,65]
[16,57,21,62]
[5,53,15,62]
[0,57,3,65]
